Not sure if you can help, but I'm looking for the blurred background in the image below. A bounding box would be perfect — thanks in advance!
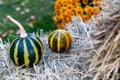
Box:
[0,0,56,42]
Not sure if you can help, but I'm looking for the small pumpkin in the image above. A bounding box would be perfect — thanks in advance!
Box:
[7,16,44,67]
[48,29,72,53]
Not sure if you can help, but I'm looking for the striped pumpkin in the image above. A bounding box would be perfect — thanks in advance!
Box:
[48,29,72,53]
[9,34,44,67]
[7,16,44,67]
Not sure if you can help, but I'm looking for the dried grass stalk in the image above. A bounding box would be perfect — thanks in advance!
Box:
[87,0,120,80]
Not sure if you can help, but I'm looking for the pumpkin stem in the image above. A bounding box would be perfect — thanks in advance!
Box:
[7,16,28,38]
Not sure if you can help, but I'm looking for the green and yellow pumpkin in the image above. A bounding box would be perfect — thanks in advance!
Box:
[7,16,44,67]
[48,29,72,53]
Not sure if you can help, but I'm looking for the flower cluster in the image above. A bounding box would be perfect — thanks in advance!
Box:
[53,0,102,28]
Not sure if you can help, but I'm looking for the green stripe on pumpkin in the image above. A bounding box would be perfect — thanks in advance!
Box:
[28,38,39,64]
[60,32,67,52]
[53,32,59,52]
[31,36,44,54]
[17,39,24,66]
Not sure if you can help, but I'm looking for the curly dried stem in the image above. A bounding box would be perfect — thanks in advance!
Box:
[7,16,27,38]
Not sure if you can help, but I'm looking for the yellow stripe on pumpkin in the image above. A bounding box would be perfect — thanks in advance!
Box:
[63,32,69,51]
[23,39,30,67]
[50,32,58,51]
[9,38,18,51]
[57,32,61,53]
[48,30,57,38]
[28,38,39,64]
[14,39,20,66]
[67,32,72,48]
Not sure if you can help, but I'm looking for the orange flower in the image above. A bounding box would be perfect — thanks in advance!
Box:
[93,0,102,6]
[54,0,102,28]
[59,13,66,20]
[82,15,90,22]
[84,5,95,16]
[57,24,62,29]
[82,0,89,5]
[94,0,102,2]
[75,3,81,7]
[61,0,67,4]
[75,7,83,16]
[55,2,61,11]
[93,6,101,15]
[64,10,73,16]
[71,9,76,14]
[61,19,66,28]
[61,0,68,7]
[53,16,60,22]
[69,0,75,2]
[65,16,72,23]
[60,6,67,13]
[66,4,74,10]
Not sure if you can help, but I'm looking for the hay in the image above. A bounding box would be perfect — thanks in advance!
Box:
[86,0,120,80]
[0,0,120,80]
